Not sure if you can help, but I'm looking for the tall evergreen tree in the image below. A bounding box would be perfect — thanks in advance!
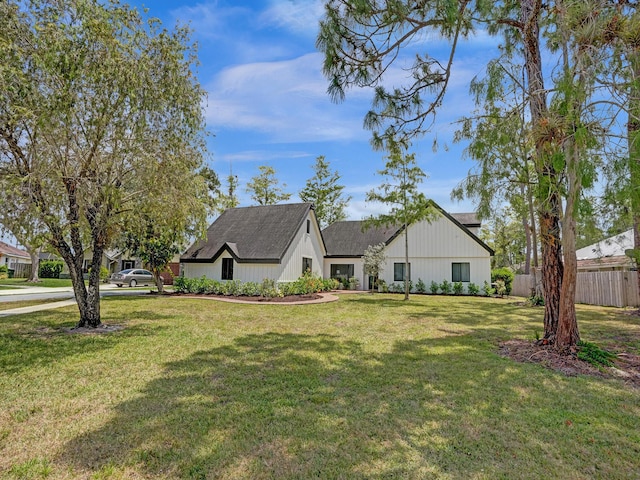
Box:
[245,165,291,206]
[299,155,351,228]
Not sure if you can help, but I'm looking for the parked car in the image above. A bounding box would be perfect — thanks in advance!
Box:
[109,268,155,287]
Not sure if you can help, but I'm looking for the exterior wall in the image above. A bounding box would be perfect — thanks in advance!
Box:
[182,211,326,284]
[323,257,365,289]
[1,254,30,269]
[380,215,491,288]
[277,211,325,282]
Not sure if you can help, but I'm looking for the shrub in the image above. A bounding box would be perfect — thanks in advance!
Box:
[491,268,514,295]
[527,293,545,306]
[429,280,439,294]
[415,278,426,294]
[453,281,464,295]
[482,280,495,296]
[323,278,340,291]
[577,341,616,367]
[240,282,260,296]
[467,282,479,296]
[495,279,507,297]
[39,260,63,278]
[260,278,280,298]
[0,264,7,279]
[440,279,452,295]
[389,282,403,293]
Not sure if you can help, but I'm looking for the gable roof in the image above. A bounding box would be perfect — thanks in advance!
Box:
[323,221,400,257]
[450,212,481,229]
[182,203,319,264]
[323,201,493,257]
[0,241,30,259]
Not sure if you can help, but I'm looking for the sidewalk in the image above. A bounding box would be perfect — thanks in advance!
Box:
[0,283,120,296]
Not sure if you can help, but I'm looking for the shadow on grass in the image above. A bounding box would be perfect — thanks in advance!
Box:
[0,301,174,375]
[57,330,637,479]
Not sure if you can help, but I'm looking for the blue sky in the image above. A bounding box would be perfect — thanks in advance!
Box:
[132,1,503,218]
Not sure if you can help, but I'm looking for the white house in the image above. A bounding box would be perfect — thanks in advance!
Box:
[322,204,493,290]
[180,202,493,290]
[181,203,326,283]
[575,229,635,272]
[0,241,30,270]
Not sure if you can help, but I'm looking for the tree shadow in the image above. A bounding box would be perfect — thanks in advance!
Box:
[57,331,636,479]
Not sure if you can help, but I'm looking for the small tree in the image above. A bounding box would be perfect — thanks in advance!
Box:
[363,243,386,293]
[365,136,437,300]
[299,155,351,228]
[246,166,291,205]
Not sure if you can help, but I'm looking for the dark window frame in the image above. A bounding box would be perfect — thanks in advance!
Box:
[452,262,471,282]
[393,262,410,282]
[222,258,234,280]
[306,219,311,234]
[330,264,354,279]
[302,257,312,274]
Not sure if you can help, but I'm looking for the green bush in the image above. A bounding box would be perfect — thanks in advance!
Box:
[495,279,507,297]
[429,280,439,294]
[0,264,7,279]
[260,278,280,299]
[482,280,495,296]
[415,278,426,294]
[440,279,452,295]
[39,260,63,278]
[467,282,479,296]
[577,341,616,367]
[491,268,514,295]
[453,281,464,295]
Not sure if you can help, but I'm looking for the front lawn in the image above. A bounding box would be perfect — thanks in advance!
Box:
[1,295,638,479]
[0,278,73,288]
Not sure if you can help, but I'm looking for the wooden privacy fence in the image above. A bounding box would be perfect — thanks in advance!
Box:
[12,263,32,279]
[513,270,640,308]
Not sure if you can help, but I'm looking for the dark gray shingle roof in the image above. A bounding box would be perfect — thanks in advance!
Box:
[450,212,480,228]
[182,203,314,263]
[322,221,400,257]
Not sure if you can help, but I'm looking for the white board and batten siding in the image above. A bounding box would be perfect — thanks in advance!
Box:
[380,215,491,287]
[182,211,325,284]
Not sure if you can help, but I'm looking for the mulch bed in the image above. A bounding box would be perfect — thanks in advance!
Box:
[172,293,323,303]
[499,339,640,388]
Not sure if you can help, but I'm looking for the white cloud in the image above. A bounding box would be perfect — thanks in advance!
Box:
[205,52,372,143]
[216,150,312,163]
[260,0,325,36]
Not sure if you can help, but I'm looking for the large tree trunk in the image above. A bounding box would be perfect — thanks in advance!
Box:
[520,184,532,275]
[557,143,580,349]
[26,244,41,283]
[628,49,640,302]
[521,0,563,341]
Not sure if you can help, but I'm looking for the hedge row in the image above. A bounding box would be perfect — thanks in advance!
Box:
[173,273,339,298]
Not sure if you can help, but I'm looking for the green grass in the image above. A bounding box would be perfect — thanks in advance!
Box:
[0,278,73,288]
[0,295,639,479]
[0,299,65,312]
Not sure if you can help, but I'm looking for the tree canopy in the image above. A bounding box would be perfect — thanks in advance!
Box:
[0,0,211,327]
[246,165,292,206]
[299,156,351,228]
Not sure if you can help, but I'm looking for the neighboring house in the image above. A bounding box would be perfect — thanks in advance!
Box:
[0,241,30,270]
[181,203,326,283]
[180,201,493,291]
[58,249,143,277]
[576,229,635,272]
[323,203,493,290]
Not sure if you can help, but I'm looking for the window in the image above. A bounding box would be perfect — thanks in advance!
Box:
[394,263,410,281]
[122,259,135,270]
[302,257,312,274]
[330,264,354,280]
[222,258,234,280]
[306,219,311,234]
[452,262,470,282]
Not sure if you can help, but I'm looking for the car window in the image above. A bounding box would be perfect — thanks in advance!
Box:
[120,269,134,274]
[141,270,153,275]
